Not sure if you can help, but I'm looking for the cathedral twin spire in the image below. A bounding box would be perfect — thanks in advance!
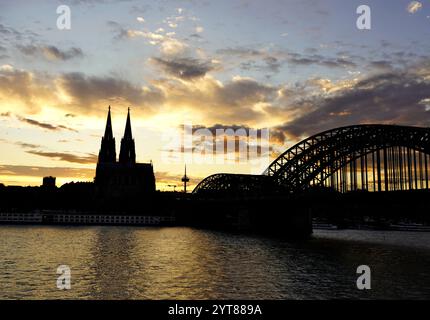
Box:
[98,106,136,165]
[98,106,116,163]
[119,108,136,164]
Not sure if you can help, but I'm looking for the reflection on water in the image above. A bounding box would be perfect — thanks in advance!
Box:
[0,226,429,299]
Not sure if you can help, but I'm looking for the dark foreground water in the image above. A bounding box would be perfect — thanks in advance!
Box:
[0,226,429,299]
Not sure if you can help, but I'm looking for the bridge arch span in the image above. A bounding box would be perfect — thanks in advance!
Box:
[193,124,430,195]
[192,173,275,196]
[264,124,430,192]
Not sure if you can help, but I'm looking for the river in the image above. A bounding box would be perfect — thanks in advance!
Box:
[0,226,429,299]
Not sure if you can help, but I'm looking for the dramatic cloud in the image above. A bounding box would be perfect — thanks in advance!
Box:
[2,56,430,155]
[146,75,279,124]
[26,151,98,164]
[0,67,161,115]
[57,72,164,113]
[277,65,430,140]
[0,0,428,188]
[216,76,277,107]
[0,67,53,113]
[18,45,84,61]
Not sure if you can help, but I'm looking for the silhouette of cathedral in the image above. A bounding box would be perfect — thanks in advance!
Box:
[95,107,156,195]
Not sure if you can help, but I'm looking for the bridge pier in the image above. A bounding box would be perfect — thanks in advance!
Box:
[177,197,313,239]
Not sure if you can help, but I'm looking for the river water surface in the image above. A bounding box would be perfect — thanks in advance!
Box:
[1,226,429,299]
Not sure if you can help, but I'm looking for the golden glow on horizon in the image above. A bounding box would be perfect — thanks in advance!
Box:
[1,1,427,190]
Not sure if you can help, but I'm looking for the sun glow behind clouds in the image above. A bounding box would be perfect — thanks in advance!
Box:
[0,0,429,187]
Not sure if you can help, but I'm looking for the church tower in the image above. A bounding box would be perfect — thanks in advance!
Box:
[96,106,155,195]
[98,106,116,163]
[119,108,136,164]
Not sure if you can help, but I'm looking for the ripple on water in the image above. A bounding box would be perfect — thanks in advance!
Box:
[0,226,429,299]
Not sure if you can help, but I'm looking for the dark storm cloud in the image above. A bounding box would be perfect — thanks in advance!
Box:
[26,151,97,164]
[278,69,430,140]
[17,45,84,61]
[150,57,214,80]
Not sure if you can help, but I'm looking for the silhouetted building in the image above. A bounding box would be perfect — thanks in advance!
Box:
[42,176,56,189]
[95,107,156,195]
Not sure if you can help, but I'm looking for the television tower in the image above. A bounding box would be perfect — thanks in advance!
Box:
[181,164,190,193]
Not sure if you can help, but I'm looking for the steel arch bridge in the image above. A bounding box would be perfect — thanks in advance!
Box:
[192,174,276,197]
[193,124,430,195]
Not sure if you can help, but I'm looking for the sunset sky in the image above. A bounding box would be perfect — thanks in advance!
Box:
[0,0,429,190]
